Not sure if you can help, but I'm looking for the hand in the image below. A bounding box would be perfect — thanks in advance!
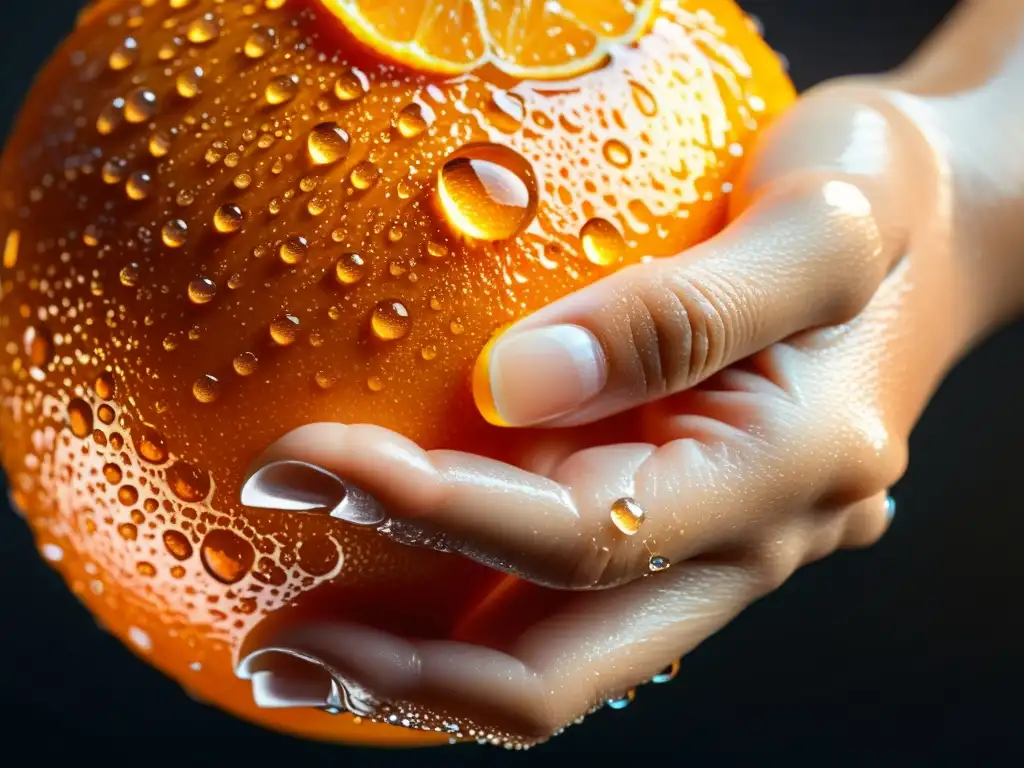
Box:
[233,77,990,743]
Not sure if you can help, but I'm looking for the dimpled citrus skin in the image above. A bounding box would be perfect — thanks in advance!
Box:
[0,0,793,747]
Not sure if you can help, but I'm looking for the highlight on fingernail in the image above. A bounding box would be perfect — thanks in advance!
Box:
[240,460,386,525]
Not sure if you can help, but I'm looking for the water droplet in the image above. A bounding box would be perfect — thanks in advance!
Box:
[648,555,670,572]
[94,372,116,400]
[96,97,125,135]
[148,131,172,157]
[118,522,138,541]
[163,530,193,561]
[213,203,244,233]
[367,376,384,392]
[166,460,211,502]
[3,229,19,268]
[606,689,636,710]
[124,88,158,123]
[334,252,366,285]
[108,37,139,70]
[187,13,219,44]
[162,219,188,247]
[119,263,141,288]
[103,463,123,484]
[188,278,217,305]
[602,139,632,168]
[580,218,626,266]
[24,326,53,368]
[233,351,258,376]
[176,66,204,99]
[370,300,410,341]
[67,399,93,439]
[97,404,116,424]
[200,529,255,585]
[487,90,526,132]
[426,241,448,259]
[395,103,429,138]
[651,659,680,684]
[135,426,168,463]
[315,371,337,390]
[349,161,379,190]
[176,189,195,207]
[609,497,646,535]
[334,68,368,101]
[125,171,153,200]
[279,235,308,265]
[233,172,252,190]
[192,374,221,403]
[265,74,299,105]
[421,345,437,361]
[437,144,537,241]
[118,485,140,506]
[270,314,300,345]
[244,26,276,58]
[629,81,658,116]
[307,122,351,165]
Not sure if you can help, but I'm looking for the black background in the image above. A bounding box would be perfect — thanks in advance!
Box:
[2,1,1022,764]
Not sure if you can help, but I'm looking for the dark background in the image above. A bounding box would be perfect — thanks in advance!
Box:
[2,0,1021,764]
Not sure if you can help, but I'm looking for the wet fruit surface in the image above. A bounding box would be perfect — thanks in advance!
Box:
[0,0,793,748]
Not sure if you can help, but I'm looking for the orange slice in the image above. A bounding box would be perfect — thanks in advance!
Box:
[320,0,659,78]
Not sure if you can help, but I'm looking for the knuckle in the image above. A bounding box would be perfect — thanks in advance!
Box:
[824,415,909,508]
[743,538,803,595]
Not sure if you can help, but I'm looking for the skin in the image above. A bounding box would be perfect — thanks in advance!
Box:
[239,0,1024,743]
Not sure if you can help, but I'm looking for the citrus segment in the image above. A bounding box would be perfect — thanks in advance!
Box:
[321,0,658,78]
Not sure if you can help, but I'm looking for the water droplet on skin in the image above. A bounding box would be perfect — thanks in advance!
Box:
[163,530,193,561]
[370,300,410,341]
[350,161,379,190]
[108,37,138,70]
[166,461,211,502]
[94,372,116,400]
[437,144,538,241]
[279,235,308,265]
[188,278,217,305]
[126,171,153,200]
[651,659,681,684]
[648,555,670,572]
[265,74,299,105]
[119,263,141,287]
[200,529,255,585]
[187,13,219,44]
[233,351,258,376]
[395,103,429,138]
[124,88,158,123]
[335,252,366,285]
[213,203,244,233]
[192,374,221,403]
[269,314,300,345]
[487,90,526,132]
[162,219,188,247]
[308,122,351,165]
[580,218,627,266]
[67,399,93,439]
[606,689,636,710]
[609,497,646,535]
[334,68,368,101]
[244,26,276,58]
[135,426,168,463]
[602,139,632,168]
[176,66,205,99]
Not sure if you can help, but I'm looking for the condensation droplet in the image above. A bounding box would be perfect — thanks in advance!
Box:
[370,300,410,341]
[149,131,172,157]
[124,88,158,123]
[581,218,627,266]
[334,252,366,285]
[349,161,379,190]
[270,314,300,345]
[109,37,139,70]
[24,326,53,368]
[163,530,194,561]
[134,426,168,463]
[233,351,258,376]
[213,203,244,233]
[602,139,632,168]
[334,67,368,102]
[118,485,140,506]
[94,372,116,400]
[265,74,299,105]
[609,497,646,535]
[119,263,141,287]
[192,374,221,403]
[126,171,153,201]
[103,463,123,484]
[187,13,219,44]
[438,144,537,241]
[279,235,308,265]
[308,122,351,165]
[188,277,217,305]
[67,399,93,439]
[162,219,188,247]
[200,529,255,585]
[244,26,276,58]
[395,103,429,138]
[166,460,211,503]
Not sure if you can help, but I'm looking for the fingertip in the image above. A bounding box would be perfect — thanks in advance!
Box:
[472,329,512,427]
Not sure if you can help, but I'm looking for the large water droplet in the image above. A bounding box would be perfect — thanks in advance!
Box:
[233,351,259,376]
[162,219,188,248]
[124,88,158,123]
[213,203,244,234]
[334,68,368,102]
[265,74,299,105]
[395,103,429,138]
[108,37,139,71]
[270,314,300,345]
[244,26,277,59]
[201,529,255,585]
[192,374,221,403]
[370,300,410,341]
[437,144,537,241]
[166,460,211,503]
[602,139,632,168]
[279,235,309,265]
[67,399,93,439]
[134,426,168,463]
[334,252,366,285]
[580,218,626,266]
[187,13,219,44]
[308,122,350,165]
[188,277,217,305]
[609,497,646,535]
[163,530,194,561]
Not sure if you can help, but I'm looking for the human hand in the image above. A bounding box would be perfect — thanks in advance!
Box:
[233,73,1006,743]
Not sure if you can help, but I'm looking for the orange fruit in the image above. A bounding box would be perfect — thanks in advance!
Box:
[0,0,793,748]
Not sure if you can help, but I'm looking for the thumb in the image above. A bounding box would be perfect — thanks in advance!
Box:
[473,80,918,428]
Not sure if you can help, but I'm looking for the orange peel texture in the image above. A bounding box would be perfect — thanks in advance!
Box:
[0,0,794,748]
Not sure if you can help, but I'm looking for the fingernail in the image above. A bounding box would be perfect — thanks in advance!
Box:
[240,460,385,526]
[239,648,377,715]
[884,495,896,521]
[474,324,607,427]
